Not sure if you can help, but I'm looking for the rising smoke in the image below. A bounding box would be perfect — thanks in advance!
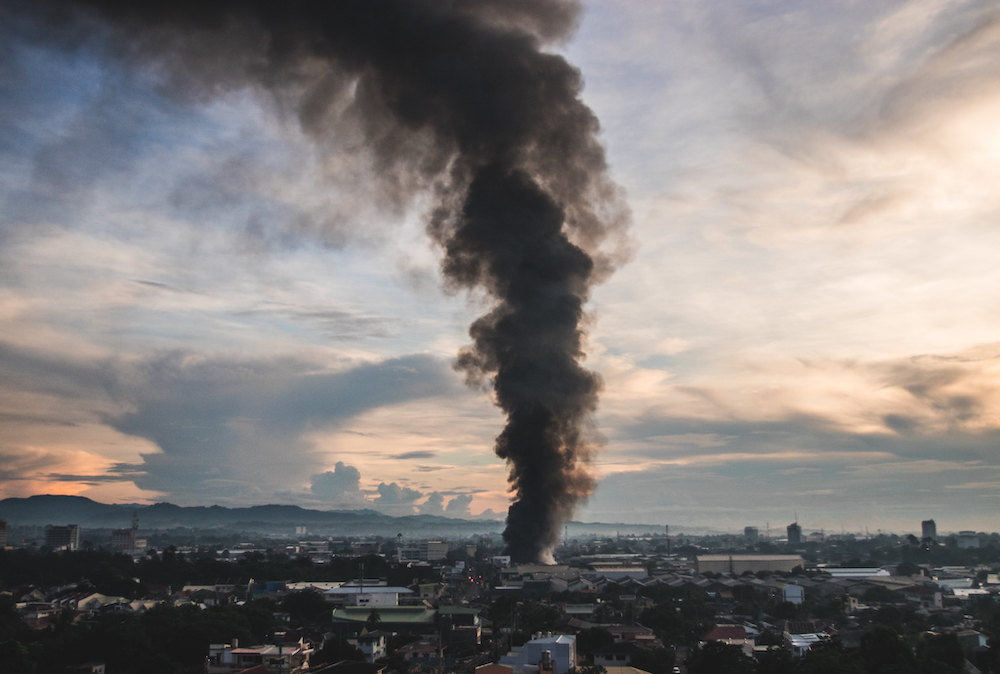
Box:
[18,0,629,562]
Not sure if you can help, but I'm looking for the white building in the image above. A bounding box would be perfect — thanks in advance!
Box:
[784,632,826,657]
[696,554,803,574]
[353,631,389,663]
[501,634,576,674]
[399,540,450,561]
[323,585,412,607]
[207,637,310,673]
[782,583,804,605]
[824,567,890,578]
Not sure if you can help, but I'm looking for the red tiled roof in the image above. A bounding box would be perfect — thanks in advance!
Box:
[702,625,747,641]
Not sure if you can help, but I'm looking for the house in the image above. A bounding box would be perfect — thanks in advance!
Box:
[397,639,439,664]
[73,593,130,614]
[594,642,634,667]
[438,605,483,648]
[700,625,750,648]
[475,664,513,674]
[784,632,826,657]
[207,636,311,673]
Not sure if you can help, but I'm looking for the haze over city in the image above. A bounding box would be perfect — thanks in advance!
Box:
[1,0,998,536]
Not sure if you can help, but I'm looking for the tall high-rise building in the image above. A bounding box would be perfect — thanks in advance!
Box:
[786,521,802,545]
[45,524,80,550]
[921,519,937,541]
[0,519,7,548]
[744,526,759,544]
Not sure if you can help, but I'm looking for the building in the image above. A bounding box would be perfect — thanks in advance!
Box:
[824,567,890,578]
[207,636,311,673]
[701,625,751,649]
[329,606,437,634]
[587,563,649,580]
[354,631,389,663]
[399,540,449,562]
[921,519,937,541]
[45,524,80,551]
[782,583,805,605]
[500,634,576,674]
[111,512,141,554]
[743,527,759,545]
[784,632,825,657]
[323,584,413,607]
[0,519,6,548]
[786,522,802,545]
[956,531,981,549]
[805,531,824,544]
[696,554,803,574]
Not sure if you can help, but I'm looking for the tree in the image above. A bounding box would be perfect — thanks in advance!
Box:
[575,628,615,660]
[915,632,963,674]
[630,646,676,674]
[518,601,560,634]
[770,601,799,621]
[281,590,331,626]
[0,639,35,674]
[797,639,865,674]
[752,647,795,674]
[365,608,382,632]
[859,625,917,674]
[312,637,366,667]
[685,642,753,674]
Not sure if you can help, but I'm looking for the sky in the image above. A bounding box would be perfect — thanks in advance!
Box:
[1,0,998,535]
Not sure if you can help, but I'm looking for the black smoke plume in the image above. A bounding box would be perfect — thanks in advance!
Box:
[16,0,629,562]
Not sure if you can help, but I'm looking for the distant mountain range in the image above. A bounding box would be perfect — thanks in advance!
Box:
[0,495,671,538]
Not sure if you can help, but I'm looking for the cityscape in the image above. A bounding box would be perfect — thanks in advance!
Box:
[1,504,999,673]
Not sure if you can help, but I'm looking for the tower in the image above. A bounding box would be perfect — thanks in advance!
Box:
[921,519,937,541]
[786,521,802,545]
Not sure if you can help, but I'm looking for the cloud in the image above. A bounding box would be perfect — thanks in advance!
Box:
[373,481,423,516]
[392,451,437,460]
[444,494,474,518]
[374,482,423,504]
[418,491,445,516]
[309,461,367,508]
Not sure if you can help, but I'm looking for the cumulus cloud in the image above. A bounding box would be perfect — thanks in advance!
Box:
[373,481,423,516]
[309,461,367,508]
[444,494,474,518]
[418,491,445,516]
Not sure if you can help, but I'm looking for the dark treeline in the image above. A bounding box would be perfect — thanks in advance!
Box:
[0,548,436,597]
[0,594,278,674]
[684,628,970,674]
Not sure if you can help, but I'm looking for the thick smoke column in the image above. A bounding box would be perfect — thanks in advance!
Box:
[22,0,628,562]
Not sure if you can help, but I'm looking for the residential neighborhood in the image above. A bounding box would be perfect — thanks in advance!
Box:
[1,516,999,673]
